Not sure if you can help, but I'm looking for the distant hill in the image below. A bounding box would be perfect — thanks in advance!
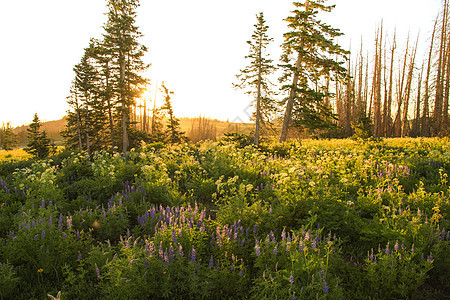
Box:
[12,116,254,146]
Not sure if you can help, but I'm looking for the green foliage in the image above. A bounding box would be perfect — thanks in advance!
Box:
[279,0,349,134]
[0,122,18,151]
[160,82,188,144]
[0,261,19,299]
[234,12,278,145]
[351,116,373,141]
[0,138,448,298]
[24,114,55,159]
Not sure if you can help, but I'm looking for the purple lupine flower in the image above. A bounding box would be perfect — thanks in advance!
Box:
[273,244,278,255]
[401,241,405,250]
[41,199,45,208]
[312,240,317,250]
[281,228,286,242]
[305,231,310,241]
[144,260,148,268]
[172,228,177,244]
[191,247,196,263]
[159,242,164,260]
[34,235,38,240]
[95,263,100,279]
[428,252,434,263]
[62,232,67,238]
[49,200,53,206]
[323,281,329,293]
[394,240,399,251]
[10,232,14,238]
[385,242,390,255]
[209,256,214,268]
[164,250,169,265]
[239,270,243,277]
[299,240,304,252]
[289,271,294,284]
[58,215,63,230]
[411,244,415,253]
[41,230,45,238]
[76,231,80,239]
[269,231,275,242]
[255,243,261,256]
[253,223,258,234]
[78,252,82,260]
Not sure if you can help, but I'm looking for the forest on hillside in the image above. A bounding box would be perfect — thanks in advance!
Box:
[0,0,449,152]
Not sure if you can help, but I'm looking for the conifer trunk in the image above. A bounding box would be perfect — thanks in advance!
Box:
[279,0,310,143]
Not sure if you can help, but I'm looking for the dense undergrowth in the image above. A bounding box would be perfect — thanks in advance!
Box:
[0,138,449,299]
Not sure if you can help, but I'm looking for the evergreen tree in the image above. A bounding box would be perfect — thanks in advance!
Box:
[63,42,108,154]
[279,0,348,141]
[103,0,149,152]
[25,114,55,159]
[62,83,85,151]
[161,82,186,144]
[0,122,18,150]
[234,12,277,146]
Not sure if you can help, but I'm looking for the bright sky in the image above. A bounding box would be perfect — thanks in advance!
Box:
[0,0,442,127]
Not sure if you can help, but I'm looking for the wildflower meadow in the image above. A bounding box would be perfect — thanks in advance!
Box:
[0,138,448,299]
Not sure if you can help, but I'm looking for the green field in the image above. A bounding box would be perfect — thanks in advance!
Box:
[0,138,448,299]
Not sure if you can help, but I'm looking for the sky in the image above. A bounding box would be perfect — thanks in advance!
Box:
[0,0,442,127]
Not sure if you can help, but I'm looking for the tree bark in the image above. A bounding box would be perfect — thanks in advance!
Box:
[279,0,310,143]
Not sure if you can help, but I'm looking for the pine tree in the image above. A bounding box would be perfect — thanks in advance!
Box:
[234,12,277,146]
[103,0,149,152]
[0,122,18,151]
[279,0,348,141]
[24,114,54,159]
[160,82,186,144]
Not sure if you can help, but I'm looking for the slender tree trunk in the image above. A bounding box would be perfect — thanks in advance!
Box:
[423,20,437,136]
[357,39,364,121]
[373,24,383,137]
[382,45,388,137]
[255,34,263,146]
[401,35,419,137]
[413,64,424,136]
[364,52,369,117]
[74,94,83,151]
[386,32,396,136]
[104,61,115,150]
[393,34,410,137]
[434,0,448,136]
[120,46,129,152]
[443,34,450,135]
[280,0,310,142]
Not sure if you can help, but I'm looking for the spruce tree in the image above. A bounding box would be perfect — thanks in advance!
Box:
[103,0,149,152]
[279,0,348,141]
[0,122,18,150]
[25,114,54,159]
[234,12,277,146]
[161,82,186,144]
